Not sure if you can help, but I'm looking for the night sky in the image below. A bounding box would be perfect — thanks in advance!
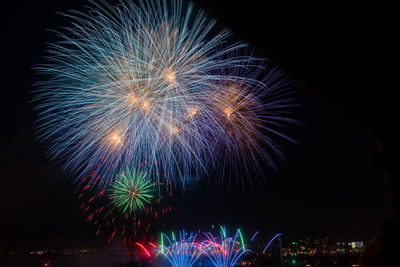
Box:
[0,0,393,249]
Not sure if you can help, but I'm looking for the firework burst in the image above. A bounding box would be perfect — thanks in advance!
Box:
[205,59,298,186]
[35,0,297,189]
[109,168,155,214]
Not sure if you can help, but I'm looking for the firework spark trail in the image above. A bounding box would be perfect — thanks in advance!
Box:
[262,233,282,253]
[251,231,259,242]
[158,231,203,267]
[135,242,151,257]
[202,229,250,267]
[35,0,297,189]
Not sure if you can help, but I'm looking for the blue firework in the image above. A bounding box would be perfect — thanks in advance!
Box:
[202,228,250,267]
[34,0,296,189]
[158,231,203,267]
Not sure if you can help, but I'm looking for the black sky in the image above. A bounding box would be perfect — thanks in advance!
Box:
[0,0,393,249]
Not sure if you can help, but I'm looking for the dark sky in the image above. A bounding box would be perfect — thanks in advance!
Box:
[0,0,392,249]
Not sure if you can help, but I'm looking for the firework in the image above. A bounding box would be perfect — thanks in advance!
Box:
[205,60,298,186]
[74,171,175,244]
[34,0,250,188]
[202,228,250,267]
[158,231,203,267]
[263,233,282,253]
[109,168,155,214]
[35,0,296,189]
[250,231,259,242]
[135,242,153,258]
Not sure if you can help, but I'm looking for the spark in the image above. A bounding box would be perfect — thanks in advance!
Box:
[110,133,122,145]
[135,242,151,257]
[128,94,138,106]
[224,107,233,118]
[142,100,150,110]
[238,229,246,251]
[188,107,198,116]
[164,70,176,84]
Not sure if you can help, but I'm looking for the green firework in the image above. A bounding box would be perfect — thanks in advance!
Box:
[109,168,155,214]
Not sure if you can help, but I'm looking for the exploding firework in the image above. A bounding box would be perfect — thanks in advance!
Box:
[206,60,298,186]
[202,228,250,267]
[35,0,250,188]
[75,170,175,244]
[35,0,296,189]
[109,168,155,214]
[158,231,203,267]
